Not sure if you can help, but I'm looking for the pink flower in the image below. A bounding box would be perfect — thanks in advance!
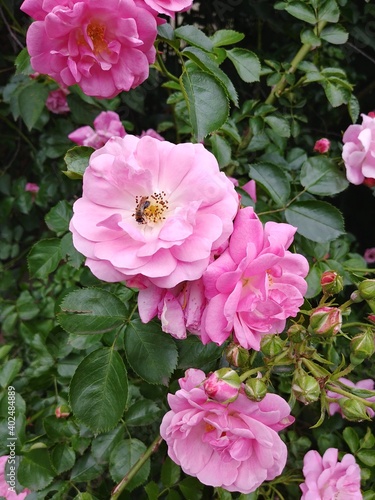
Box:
[0,456,30,499]
[314,138,330,154]
[342,113,375,185]
[138,279,206,339]
[25,182,39,193]
[241,179,257,203]
[139,129,165,141]
[142,0,193,17]
[203,368,241,403]
[364,247,375,264]
[70,135,239,288]
[200,207,309,350]
[327,377,375,418]
[68,111,126,149]
[21,0,158,99]
[309,306,342,336]
[45,87,70,114]
[300,448,362,499]
[160,368,294,494]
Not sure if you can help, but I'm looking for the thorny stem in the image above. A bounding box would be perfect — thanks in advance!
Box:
[110,435,163,500]
[265,20,327,105]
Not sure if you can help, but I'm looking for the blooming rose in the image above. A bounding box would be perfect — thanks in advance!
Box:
[342,113,375,185]
[327,377,375,418]
[300,448,362,499]
[142,0,193,16]
[68,111,126,149]
[45,87,70,114]
[364,247,375,264]
[313,138,330,154]
[0,456,30,499]
[160,368,294,494]
[70,135,238,288]
[200,207,309,350]
[21,0,158,98]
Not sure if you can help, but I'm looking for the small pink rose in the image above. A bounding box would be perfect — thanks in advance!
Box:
[313,137,330,154]
[46,87,70,114]
[364,247,375,264]
[25,182,39,193]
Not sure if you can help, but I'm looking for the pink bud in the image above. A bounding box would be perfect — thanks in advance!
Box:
[55,405,70,418]
[203,368,241,403]
[46,88,70,114]
[320,270,343,295]
[364,247,375,264]
[25,182,39,193]
[309,306,342,336]
[313,138,331,154]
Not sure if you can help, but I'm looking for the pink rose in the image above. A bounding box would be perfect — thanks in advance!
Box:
[327,377,375,418]
[142,0,193,17]
[241,179,257,202]
[45,87,69,114]
[364,247,375,264]
[21,0,158,99]
[300,448,362,499]
[200,207,309,350]
[160,369,294,494]
[313,138,330,154]
[309,306,342,336]
[342,113,375,185]
[25,182,39,193]
[0,456,30,499]
[203,368,241,403]
[139,129,165,141]
[68,111,126,149]
[70,135,239,288]
[138,279,206,339]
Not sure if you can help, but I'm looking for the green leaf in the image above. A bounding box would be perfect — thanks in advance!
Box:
[348,94,360,123]
[285,201,345,243]
[0,359,22,388]
[18,81,49,130]
[175,25,213,52]
[343,427,360,454]
[63,146,94,179]
[285,2,317,24]
[157,23,175,42]
[145,481,160,500]
[177,335,223,371]
[264,115,291,138]
[209,134,232,167]
[58,288,128,335]
[226,48,261,83]
[179,477,204,500]
[17,448,55,491]
[91,426,124,463]
[322,81,348,107]
[300,28,321,46]
[320,24,348,45]
[210,30,245,47]
[181,69,229,141]
[317,0,340,23]
[27,239,62,279]
[124,319,178,385]
[69,347,128,433]
[70,453,104,481]
[357,450,375,467]
[124,400,161,426]
[16,290,39,320]
[15,48,31,75]
[161,457,181,488]
[50,444,76,474]
[182,46,238,106]
[45,200,73,235]
[300,157,349,195]
[249,162,291,206]
[110,439,150,491]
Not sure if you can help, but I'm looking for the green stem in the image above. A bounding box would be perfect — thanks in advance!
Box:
[257,187,307,217]
[265,20,327,105]
[110,435,163,500]
[341,322,369,330]
[155,51,180,84]
[326,384,375,410]
[239,366,267,382]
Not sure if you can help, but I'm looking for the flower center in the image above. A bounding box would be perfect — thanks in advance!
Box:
[133,192,169,225]
[87,21,108,53]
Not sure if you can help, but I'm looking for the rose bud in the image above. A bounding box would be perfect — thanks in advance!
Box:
[287,323,307,343]
[309,307,342,336]
[359,279,375,300]
[55,405,70,418]
[260,335,285,357]
[226,343,250,368]
[244,378,268,402]
[320,270,343,295]
[292,374,320,405]
[350,290,363,303]
[350,328,375,364]
[314,138,331,154]
[203,368,241,403]
[339,398,371,421]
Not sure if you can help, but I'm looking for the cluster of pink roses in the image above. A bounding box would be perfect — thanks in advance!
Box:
[70,134,309,350]
[21,0,193,99]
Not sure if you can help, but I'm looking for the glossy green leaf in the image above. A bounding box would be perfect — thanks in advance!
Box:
[357,450,375,467]
[285,2,317,24]
[179,477,204,500]
[320,24,348,45]
[58,288,128,334]
[28,239,62,279]
[91,426,124,463]
[69,347,128,433]
[209,134,232,167]
[110,438,150,491]
[70,453,104,481]
[124,319,178,385]
[317,0,340,23]
[210,29,245,47]
[16,290,39,320]
[343,427,360,454]
[181,69,229,141]
[45,201,72,235]
[322,81,349,107]
[124,400,160,426]
[175,25,213,52]
[63,146,94,179]
[145,481,160,500]
[161,457,181,488]
[300,28,321,46]
[300,157,349,195]
[249,162,291,206]
[50,444,76,474]
[0,359,22,388]
[285,201,345,242]
[264,115,291,138]
[17,448,55,490]
[348,94,360,123]
[18,81,49,130]
[15,48,31,75]
[226,48,261,83]
[177,335,223,371]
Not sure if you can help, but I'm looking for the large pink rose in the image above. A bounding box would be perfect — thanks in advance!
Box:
[68,111,126,149]
[327,377,375,418]
[200,207,309,350]
[142,0,193,16]
[0,456,30,499]
[300,448,362,499]
[21,0,157,99]
[160,368,294,494]
[70,135,239,288]
[342,113,375,185]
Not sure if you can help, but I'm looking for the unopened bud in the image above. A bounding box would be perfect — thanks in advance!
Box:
[320,270,343,295]
[339,398,371,421]
[55,405,70,418]
[309,307,342,336]
[260,334,285,357]
[226,343,250,368]
[358,279,375,300]
[292,374,320,404]
[368,314,375,324]
[244,378,267,402]
[287,323,307,343]
[367,299,375,314]
[313,138,330,154]
[350,328,375,363]
[203,368,241,403]
[350,290,364,303]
